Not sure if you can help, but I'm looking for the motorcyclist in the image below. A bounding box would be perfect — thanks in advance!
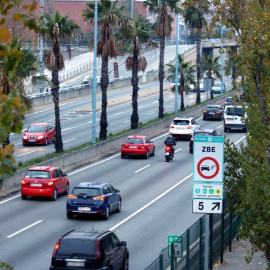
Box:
[164,135,176,156]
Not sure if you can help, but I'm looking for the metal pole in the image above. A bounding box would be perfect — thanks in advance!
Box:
[92,0,98,144]
[220,20,224,95]
[204,214,209,270]
[131,0,134,19]
[39,0,44,93]
[174,13,179,113]
[170,243,175,270]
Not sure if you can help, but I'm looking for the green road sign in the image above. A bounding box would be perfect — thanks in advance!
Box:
[168,235,182,257]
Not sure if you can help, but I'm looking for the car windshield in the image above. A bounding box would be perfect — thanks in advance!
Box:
[25,170,50,179]
[72,187,101,196]
[57,238,96,256]
[125,138,144,144]
[27,125,45,133]
[173,120,190,125]
[226,107,244,116]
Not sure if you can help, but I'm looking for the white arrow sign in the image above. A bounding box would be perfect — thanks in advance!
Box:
[192,199,223,214]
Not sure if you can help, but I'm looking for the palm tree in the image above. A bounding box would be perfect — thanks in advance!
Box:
[144,0,180,119]
[167,54,196,111]
[224,50,237,91]
[201,52,221,99]
[120,18,157,129]
[181,0,210,105]
[82,0,130,140]
[41,11,80,153]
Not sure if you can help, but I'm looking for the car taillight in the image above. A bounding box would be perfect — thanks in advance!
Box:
[217,111,221,113]
[52,238,61,258]
[121,144,126,148]
[93,196,105,200]
[190,138,194,141]
[170,125,174,128]
[47,181,54,186]
[67,194,77,199]
[21,180,26,184]
[187,126,193,129]
[141,146,145,149]
[96,239,102,259]
[203,110,208,113]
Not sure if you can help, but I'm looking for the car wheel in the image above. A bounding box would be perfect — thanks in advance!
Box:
[44,138,48,146]
[151,147,155,156]
[51,189,57,201]
[116,200,121,213]
[21,194,27,200]
[63,183,69,195]
[121,255,129,270]
[103,206,110,220]
[66,212,73,219]
[224,127,228,132]
[144,150,149,159]
[23,143,26,146]
[203,117,206,120]
[121,153,125,159]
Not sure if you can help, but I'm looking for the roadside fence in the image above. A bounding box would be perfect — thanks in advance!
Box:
[145,199,239,270]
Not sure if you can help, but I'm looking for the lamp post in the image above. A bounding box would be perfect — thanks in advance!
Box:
[39,0,44,93]
[174,12,179,113]
[92,0,98,143]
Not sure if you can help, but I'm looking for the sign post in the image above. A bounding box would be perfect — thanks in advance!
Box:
[168,235,182,258]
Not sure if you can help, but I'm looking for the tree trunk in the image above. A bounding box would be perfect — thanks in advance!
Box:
[131,47,139,129]
[52,39,63,153]
[196,30,201,104]
[158,36,165,119]
[99,56,109,140]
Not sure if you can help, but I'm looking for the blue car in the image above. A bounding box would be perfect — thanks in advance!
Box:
[66,182,121,220]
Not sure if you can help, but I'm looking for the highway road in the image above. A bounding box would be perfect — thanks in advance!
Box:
[0,111,247,269]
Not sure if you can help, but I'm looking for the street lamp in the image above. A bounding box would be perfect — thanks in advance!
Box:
[92,0,98,144]
[174,12,179,113]
[220,25,224,95]
[39,0,44,93]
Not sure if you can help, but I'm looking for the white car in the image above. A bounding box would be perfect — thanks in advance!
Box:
[212,81,226,94]
[169,117,200,139]
[223,105,247,132]
[190,80,204,92]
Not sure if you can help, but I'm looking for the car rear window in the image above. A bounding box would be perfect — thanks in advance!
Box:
[57,238,96,256]
[206,107,220,111]
[72,187,101,196]
[226,107,244,116]
[28,125,45,133]
[25,170,50,179]
[125,138,144,144]
[173,120,190,125]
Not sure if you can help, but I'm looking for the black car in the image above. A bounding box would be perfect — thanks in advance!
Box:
[66,182,121,220]
[203,105,224,120]
[189,129,219,153]
[50,230,129,270]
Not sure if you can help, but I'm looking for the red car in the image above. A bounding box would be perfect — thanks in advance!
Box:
[21,166,69,201]
[121,135,155,159]
[22,123,55,146]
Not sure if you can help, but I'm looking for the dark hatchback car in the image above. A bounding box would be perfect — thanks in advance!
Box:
[66,182,121,220]
[203,105,224,121]
[189,129,219,153]
[50,230,129,270]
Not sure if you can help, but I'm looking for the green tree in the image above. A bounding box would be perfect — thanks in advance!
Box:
[121,18,157,129]
[166,54,196,111]
[201,52,221,99]
[181,0,210,105]
[41,11,80,153]
[224,50,238,92]
[82,0,130,140]
[144,0,180,119]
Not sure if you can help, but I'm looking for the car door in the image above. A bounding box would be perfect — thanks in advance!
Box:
[52,169,63,193]
[109,233,125,269]
[103,185,115,212]
[108,184,119,211]
[144,137,153,153]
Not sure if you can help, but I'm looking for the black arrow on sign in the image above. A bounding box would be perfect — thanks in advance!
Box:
[211,202,220,211]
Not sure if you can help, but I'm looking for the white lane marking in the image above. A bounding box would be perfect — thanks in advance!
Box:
[7,220,43,238]
[235,135,247,145]
[147,112,155,115]
[109,173,193,231]
[15,143,22,146]
[62,121,91,132]
[217,124,223,129]
[175,148,182,152]
[0,194,21,204]
[166,106,172,109]
[63,138,76,143]
[124,120,129,123]
[17,150,36,157]
[135,165,150,173]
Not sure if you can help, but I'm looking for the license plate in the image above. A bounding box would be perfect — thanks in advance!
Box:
[66,261,85,267]
[30,183,42,187]
[78,207,91,211]
[177,127,184,129]
[165,152,170,155]
[129,146,137,148]
[28,139,36,142]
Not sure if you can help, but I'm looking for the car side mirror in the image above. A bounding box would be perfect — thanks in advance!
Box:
[64,173,68,176]
[115,189,120,193]
[150,140,153,143]
[121,241,127,246]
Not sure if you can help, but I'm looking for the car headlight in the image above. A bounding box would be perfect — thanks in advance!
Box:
[37,136,44,139]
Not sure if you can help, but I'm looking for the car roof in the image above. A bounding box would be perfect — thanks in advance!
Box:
[28,166,58,171]
[30,123,48,126]
[127,135,145,139]
[74,182,107,188]
[63,230,110,240]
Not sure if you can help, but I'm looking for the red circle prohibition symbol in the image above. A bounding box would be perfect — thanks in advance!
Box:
[197,157,219,179]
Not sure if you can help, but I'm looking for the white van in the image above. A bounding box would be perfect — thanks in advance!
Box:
[223,105,247,132]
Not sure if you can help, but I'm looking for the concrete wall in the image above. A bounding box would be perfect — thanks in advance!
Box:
[1,93,229,191]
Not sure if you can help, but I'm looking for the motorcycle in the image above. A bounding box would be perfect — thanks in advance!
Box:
[165,145,174,162]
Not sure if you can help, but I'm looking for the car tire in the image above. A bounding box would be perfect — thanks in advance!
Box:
[66,212,73,219]
[23,143,27,146]
[116,200,121,213]
[121,255,129,270]
[144,150,149,159]
[21,194,27,200]
[224,126,228,132]
[63,183,69,195]
[51,189,57,201]
[151,147,155,156]
[244,128,248,133]
[44,138,48,146]
[203,117,206,120]
[121,153,125,159]
[103,206,110,220]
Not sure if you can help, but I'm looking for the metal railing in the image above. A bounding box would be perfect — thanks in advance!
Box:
[145,199,239,270]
